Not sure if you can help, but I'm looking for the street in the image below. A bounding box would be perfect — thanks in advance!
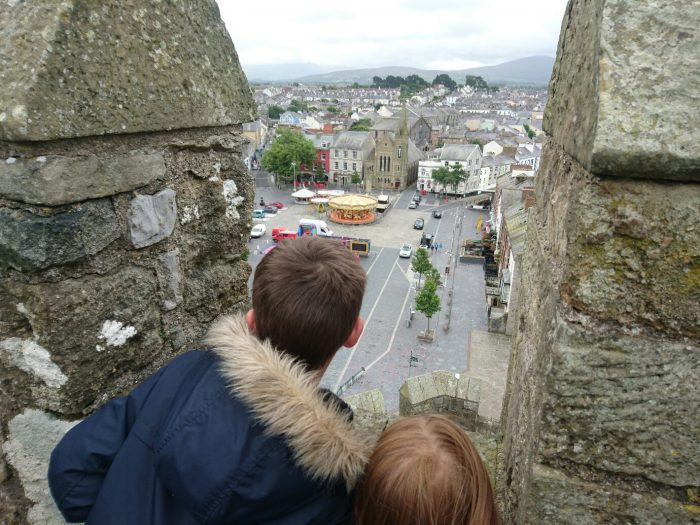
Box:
[249,169,488,411]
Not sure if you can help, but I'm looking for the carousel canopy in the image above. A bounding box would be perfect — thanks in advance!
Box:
[291,188,315,198]
[328,193,378,211]
[310,197,329,203]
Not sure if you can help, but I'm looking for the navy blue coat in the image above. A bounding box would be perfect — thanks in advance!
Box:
[49,316,369,524]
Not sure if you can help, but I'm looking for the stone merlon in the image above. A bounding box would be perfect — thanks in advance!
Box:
[0,0,256,141]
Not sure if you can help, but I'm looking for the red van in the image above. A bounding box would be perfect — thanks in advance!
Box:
[271,227,298,242]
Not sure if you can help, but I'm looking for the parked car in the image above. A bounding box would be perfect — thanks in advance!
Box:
[413,218,424,230]
[432,210,442,219]
[252,209,265,219]
[408,201,417,209]
[264,206,278,215]
[420,232,434,248]
[399,243,413,258]
[250,224,266,238]
[269,201,285,209]
[412,193,421,202]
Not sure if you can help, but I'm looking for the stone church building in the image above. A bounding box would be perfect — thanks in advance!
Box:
[365,106,424,192]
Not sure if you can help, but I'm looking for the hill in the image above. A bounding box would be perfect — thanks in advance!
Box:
[291,56,555,86]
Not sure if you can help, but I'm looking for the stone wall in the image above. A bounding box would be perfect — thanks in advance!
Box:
[0,1,255,522]
[499,0,700,524]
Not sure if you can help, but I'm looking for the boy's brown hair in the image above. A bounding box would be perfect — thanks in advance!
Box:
[354,414,502,525]
[252,236,366,370]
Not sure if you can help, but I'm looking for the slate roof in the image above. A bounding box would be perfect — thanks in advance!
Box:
[440,144,480,161]
[333,131,373,150]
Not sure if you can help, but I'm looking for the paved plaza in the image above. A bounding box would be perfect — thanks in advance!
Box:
[249,170,494,413]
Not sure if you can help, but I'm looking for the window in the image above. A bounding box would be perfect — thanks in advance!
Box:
[397,146,402,158]
[353,151,357,159]
[352,163,357,170]
[444,161,449,166]
[343,162,348,170]
[343,150,348,158]
[334,150,339,157]
[334,162,339,169]
[321,154,326,160]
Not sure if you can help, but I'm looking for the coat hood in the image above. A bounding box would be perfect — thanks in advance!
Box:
[204,315,370,492]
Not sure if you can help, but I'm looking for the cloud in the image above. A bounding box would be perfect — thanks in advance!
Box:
[217,0,568,68]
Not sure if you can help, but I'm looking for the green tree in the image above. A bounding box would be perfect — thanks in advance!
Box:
[314,163,327,182]
[432,74,457,91]
[287,99,308,112]
[350,118,373,131]
[465,75,489,90]
[431,166,451,194]
[470,138,484,150]
[351,171,362,184]
[415,279,441,333]
[268,105,284,119]
[374,103,383,111]
[523,124,536,139]
[261,130,316,184]
[411,248,432,289]
[326,106,339,114]
[447,164,467,194]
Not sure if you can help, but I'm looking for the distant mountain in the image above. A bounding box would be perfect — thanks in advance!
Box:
[289,56,555,86]
[242,63,328,83]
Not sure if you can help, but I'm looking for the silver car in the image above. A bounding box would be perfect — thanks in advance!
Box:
[399,243,413,258]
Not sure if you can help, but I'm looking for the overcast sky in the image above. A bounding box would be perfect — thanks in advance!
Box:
[218,0,569,70]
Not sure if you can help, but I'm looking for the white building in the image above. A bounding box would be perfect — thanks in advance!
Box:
[417,144,482,195]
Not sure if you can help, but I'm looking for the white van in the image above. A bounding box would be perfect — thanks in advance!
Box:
[299,218,334,237]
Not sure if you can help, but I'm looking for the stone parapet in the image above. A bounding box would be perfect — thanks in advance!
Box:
[499,140,700,524]
[0,0,255,141]
[544,0,700,181]
[399,370,480,429]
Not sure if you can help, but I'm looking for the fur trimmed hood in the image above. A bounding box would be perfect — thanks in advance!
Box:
[204,315,370,492]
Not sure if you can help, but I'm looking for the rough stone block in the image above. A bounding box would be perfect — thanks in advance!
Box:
[0,0,255,141]
[345,389,389,434]
[182,259,250,322]
[537,142,700,339]
[0,152,165,206]
[157,249,183,311]
[539,318,700,488]
[2,409,76,525]
[0,199,120,271]
[528,465,700,525]
[1,266,162,414]
[128,188,177,249]
[544,0,700,181]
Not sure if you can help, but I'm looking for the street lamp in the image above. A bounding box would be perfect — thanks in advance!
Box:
[291,161,296,189]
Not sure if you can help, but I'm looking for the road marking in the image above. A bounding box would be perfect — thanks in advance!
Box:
[365,272,413,372]
[333,252,396,391]
[365,247,384,276]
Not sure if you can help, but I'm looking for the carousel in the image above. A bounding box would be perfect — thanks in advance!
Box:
[328,193,378,225]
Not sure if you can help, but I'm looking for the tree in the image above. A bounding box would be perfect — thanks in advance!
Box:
[261,130,316,184]
[415,279,441,333]
[432,74,457,91]
[287,99,308,113]
[431,166,451,194]
[374,103,382,111]
[465,75,489,90]
[350,118,372,131]
[326,106,339,114]
[268,105,284,119]
[314,163,327,182]
[351,171,362,184]
[372,76,383,87]
[523,124,536,139]
[411,248,432,289]
[470,138,484,150]
[447,164,467,194]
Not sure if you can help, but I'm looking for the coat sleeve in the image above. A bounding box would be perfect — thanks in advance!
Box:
[48,367,165,523]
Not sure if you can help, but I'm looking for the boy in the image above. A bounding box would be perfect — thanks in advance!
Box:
[49,236,369,524]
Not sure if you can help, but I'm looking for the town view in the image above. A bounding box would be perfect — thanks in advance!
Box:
[243,76,544,413]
